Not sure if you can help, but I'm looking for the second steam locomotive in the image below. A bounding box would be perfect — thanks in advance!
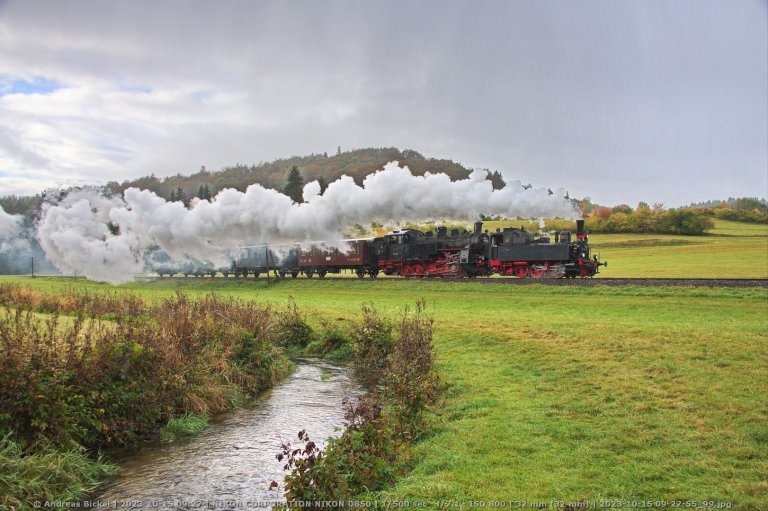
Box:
[156,220,605,279]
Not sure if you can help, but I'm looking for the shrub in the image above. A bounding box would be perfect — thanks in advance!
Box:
[277,302,439,505]
[0,288,292,449]
[349,303,394,389]
[386,301,440,441]
[584,208,714,235]
[271,299,314,347]
[279,398,400,505]
[0,287,303,506]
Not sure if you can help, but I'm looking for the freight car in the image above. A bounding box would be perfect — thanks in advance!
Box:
[151,252,218,278]
[299,239,378,278]
[224,244,300,278]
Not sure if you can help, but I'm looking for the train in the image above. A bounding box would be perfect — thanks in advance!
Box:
[153,219,605,279]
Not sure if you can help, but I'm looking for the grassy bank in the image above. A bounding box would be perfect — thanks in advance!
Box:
[0,288,296,508]
[2,277,765,508]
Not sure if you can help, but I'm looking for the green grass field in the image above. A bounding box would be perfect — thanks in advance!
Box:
[2,276,766,509]
[4,220,767,507]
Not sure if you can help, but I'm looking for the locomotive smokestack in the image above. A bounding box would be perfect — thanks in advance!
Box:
[576,219,585,239]
[474,221,483,234]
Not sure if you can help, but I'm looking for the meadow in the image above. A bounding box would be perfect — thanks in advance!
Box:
[1,275,766,509]
[2,219,766,508]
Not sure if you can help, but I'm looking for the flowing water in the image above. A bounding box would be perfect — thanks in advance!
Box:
[92,360,358,507]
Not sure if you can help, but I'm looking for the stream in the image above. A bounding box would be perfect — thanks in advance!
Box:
[91,360,358,507]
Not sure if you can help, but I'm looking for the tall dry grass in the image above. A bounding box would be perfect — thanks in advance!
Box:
[0,287,293,451]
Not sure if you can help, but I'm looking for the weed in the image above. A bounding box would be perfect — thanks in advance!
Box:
[0,432,116,510]
[162,413,209,441]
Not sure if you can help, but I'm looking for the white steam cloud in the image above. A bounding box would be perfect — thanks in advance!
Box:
[0,205,28,253]
[37,162,578,284]
[0,206,21,238]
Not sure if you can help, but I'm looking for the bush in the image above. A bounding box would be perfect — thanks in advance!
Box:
[0,287,304,505]
[584,208,714,235]
[271,299,314,347]
[714,208,768,224]
[349,303,394,389]
[386,301,440,440]
[0,287,299,478]
[277,302,439,506]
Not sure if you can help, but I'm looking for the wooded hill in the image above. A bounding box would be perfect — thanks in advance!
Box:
[104,147,491,202]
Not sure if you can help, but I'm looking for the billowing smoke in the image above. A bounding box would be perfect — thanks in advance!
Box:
[37,190,143,282]
[0,205,28,252]
[37,162,578,284]
[0,205,37,274]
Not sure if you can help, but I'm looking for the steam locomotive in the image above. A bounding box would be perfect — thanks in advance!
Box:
[154,220,605,279]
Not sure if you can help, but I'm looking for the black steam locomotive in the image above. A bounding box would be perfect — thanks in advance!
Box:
[154,219,604,279]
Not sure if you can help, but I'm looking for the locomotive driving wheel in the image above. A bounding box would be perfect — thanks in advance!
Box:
[530,266,545,278]
[515,266,529,278]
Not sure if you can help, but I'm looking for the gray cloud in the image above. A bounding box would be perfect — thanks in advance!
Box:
[0,0,765,206]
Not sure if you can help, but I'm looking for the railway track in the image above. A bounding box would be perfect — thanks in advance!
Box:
[147,275,768,288]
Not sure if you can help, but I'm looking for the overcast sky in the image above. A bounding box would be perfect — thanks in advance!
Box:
[0,0,765,207]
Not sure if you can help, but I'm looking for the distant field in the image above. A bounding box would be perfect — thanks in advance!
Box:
[2,276,767,508]
[483,219,768,279]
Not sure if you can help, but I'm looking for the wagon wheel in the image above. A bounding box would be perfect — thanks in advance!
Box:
[279,271,286,279]
[318,270,327,279]
[356,269,366,278]
[253,271,260,279]
[291,271,299,279]
[305,269,314,279]
[368,269,379,278]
